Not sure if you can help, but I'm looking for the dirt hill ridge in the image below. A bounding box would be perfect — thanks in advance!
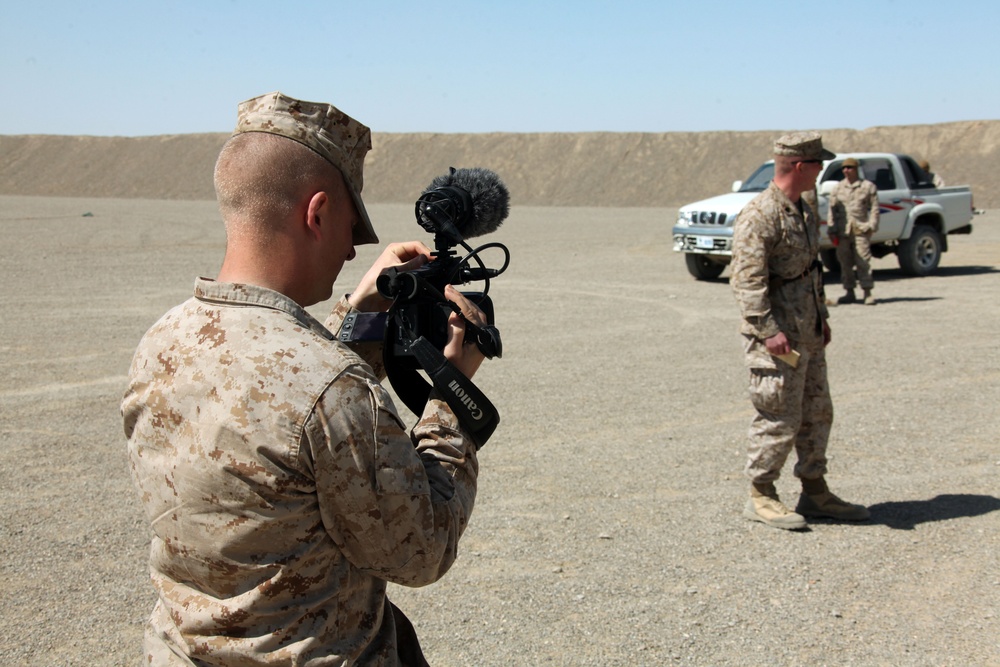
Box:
[2,120,997,206]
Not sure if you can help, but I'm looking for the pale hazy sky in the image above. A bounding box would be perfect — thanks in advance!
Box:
[2,0,996,136]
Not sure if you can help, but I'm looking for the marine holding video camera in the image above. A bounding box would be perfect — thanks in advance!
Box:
[123,91,509,666]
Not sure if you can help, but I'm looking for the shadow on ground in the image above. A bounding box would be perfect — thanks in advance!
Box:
[831,296,942,306]
[865,493,1000,530]
[821,264,999,285]
[717,264,998,288]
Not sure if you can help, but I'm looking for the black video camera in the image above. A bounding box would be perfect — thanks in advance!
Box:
[375,168,509,365]
[372,168,510,446]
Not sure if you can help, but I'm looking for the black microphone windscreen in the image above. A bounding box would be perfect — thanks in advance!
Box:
[424,167,510,239]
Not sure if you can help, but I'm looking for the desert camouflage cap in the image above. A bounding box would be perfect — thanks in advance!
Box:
[842,157,859,168]
[773,131,836,161]
[234,91,379,245]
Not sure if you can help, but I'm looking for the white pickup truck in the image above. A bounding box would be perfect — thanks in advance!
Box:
[671,153,975,280]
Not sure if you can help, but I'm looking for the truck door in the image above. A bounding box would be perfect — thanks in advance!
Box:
[859,157,908,242]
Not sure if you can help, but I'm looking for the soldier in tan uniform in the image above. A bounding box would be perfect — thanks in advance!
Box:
[122,92,490,665]
[918,159,945,188]
[731,132,870,530]
[829,157,880,305]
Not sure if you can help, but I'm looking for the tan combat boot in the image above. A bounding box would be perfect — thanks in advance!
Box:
[837,289,856,305]
[796,477,870,521]
[863,289,876,306]
[744,482,807,530]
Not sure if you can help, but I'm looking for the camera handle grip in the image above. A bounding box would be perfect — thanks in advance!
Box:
[471,323,503,359]
[448,304,502,359]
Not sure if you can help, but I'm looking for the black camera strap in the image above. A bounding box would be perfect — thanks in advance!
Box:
[384,330,499,449]
[412,337,499,448]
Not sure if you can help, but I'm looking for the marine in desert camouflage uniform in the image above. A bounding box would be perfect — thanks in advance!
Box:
[123,92,489,665]
[730,131,870,531]
[829,157,880,305]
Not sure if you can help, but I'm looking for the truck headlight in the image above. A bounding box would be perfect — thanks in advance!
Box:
[676,211,693,227]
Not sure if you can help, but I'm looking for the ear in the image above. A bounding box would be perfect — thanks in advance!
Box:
[304,191,329,241]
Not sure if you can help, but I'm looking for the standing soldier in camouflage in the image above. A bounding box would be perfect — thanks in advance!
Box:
[829,157,880,305]
[123,92,490,665]
[731,132,870,530]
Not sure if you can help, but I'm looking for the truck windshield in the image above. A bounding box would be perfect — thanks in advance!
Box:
[738,163,775,192]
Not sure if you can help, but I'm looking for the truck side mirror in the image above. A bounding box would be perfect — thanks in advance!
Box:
[731,180,742,192]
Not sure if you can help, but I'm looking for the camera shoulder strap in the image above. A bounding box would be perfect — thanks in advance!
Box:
[386,336,499,449]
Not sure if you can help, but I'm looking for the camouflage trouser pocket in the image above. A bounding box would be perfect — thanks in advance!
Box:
[749,367,785,415]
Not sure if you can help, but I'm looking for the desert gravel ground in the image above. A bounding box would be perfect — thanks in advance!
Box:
[1,195,997,666]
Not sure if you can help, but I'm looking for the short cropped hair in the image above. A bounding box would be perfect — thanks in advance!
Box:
[774,155,795,177]
[214,132,344,242]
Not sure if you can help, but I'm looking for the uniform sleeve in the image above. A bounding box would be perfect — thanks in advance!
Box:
[731,205,781,340]
[304,370,478,587]
[867,181,880,233]
[324,296,387,380]
[829,184,845,235]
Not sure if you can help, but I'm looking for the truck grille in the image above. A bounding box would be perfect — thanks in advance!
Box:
[691,211,728,226]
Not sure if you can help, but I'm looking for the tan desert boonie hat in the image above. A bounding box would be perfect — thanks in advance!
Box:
[773,131,836,161]
[233,91,379,245]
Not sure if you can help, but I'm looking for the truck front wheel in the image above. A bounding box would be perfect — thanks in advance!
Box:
[897,225,942,276]
[685,254,726,280]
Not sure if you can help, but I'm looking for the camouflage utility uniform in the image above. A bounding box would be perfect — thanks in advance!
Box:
[123,279,478,665]
[731,182,832,483]
[830,176,880,291]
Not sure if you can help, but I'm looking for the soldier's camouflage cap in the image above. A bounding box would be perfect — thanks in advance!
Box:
[773,131,836,161]
[234,91,379,246]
